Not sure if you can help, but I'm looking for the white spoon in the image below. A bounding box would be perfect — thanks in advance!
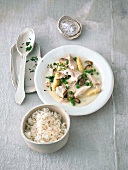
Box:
[15,28,35,104]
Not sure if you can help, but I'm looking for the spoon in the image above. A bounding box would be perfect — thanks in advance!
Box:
[15,28,35,104]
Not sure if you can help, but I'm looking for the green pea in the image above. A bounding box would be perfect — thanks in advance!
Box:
[85,82,89,86]
[66,60,69,64]
[76,84,80,89]
[69,91,73,94]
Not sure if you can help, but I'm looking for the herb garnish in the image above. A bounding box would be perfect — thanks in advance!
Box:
[26,42,30,46]
[46,76,54,83]
[50,64,53,69]
[20,46,23,48]
[66,86,70,90]
[26,60,29,62]
[73,57,77,61]
[26,45,32,52]
[30,56,38,61]
[89,82,93,87]
[30,70,34,73]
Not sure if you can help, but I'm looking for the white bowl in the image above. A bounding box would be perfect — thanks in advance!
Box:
[21,105,70,153]
[34,45,114,116]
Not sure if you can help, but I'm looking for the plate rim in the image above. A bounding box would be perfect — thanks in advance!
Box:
[34,45,114,116]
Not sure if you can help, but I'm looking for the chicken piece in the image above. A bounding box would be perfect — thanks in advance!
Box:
[73,70,82,82]
[67,54,77,70]
[61,68,82,83]
[52,72,60,90]
[86,88,101,96]
[74,86,91,98]
[76,57,84,73]
[56,84,67,98]
[87,73,100,87]
[62,68,74,77]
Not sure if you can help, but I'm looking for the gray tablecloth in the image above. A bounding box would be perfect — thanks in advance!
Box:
[1,0,128,170]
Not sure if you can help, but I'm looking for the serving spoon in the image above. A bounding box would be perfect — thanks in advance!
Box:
[15,28,35,104]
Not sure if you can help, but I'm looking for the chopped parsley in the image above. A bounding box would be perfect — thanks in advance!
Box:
[58,62,63,66]
[26,42,30,46]
[26,60,29,63]
[30,70,34,72]
[63,81,68,85]
[89,82,93,87]
[66,86,70,90]
[73,57,77,61]
[20,46,23,48]
[85,82,89,86]
[26,45,32,52]
[46,76,54,83]
[50,64,53,69]
[50,87,52,91]
[30,56,38,61]
[82,73,87,78]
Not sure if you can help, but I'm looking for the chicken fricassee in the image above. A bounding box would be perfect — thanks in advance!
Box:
[45,54,102,106]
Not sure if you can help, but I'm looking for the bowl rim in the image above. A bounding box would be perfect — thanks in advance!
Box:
[21,104,70,145]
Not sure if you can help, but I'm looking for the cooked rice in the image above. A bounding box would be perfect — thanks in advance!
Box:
[24,108,67,143]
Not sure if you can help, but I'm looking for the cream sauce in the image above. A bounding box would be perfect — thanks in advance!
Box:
[45,59,102,107]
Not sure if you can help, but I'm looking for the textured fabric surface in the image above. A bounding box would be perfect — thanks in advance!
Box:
[0,0,128,170]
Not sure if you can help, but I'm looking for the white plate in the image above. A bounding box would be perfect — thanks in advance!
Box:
[10,43,41,93]
[34,45,114,116]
